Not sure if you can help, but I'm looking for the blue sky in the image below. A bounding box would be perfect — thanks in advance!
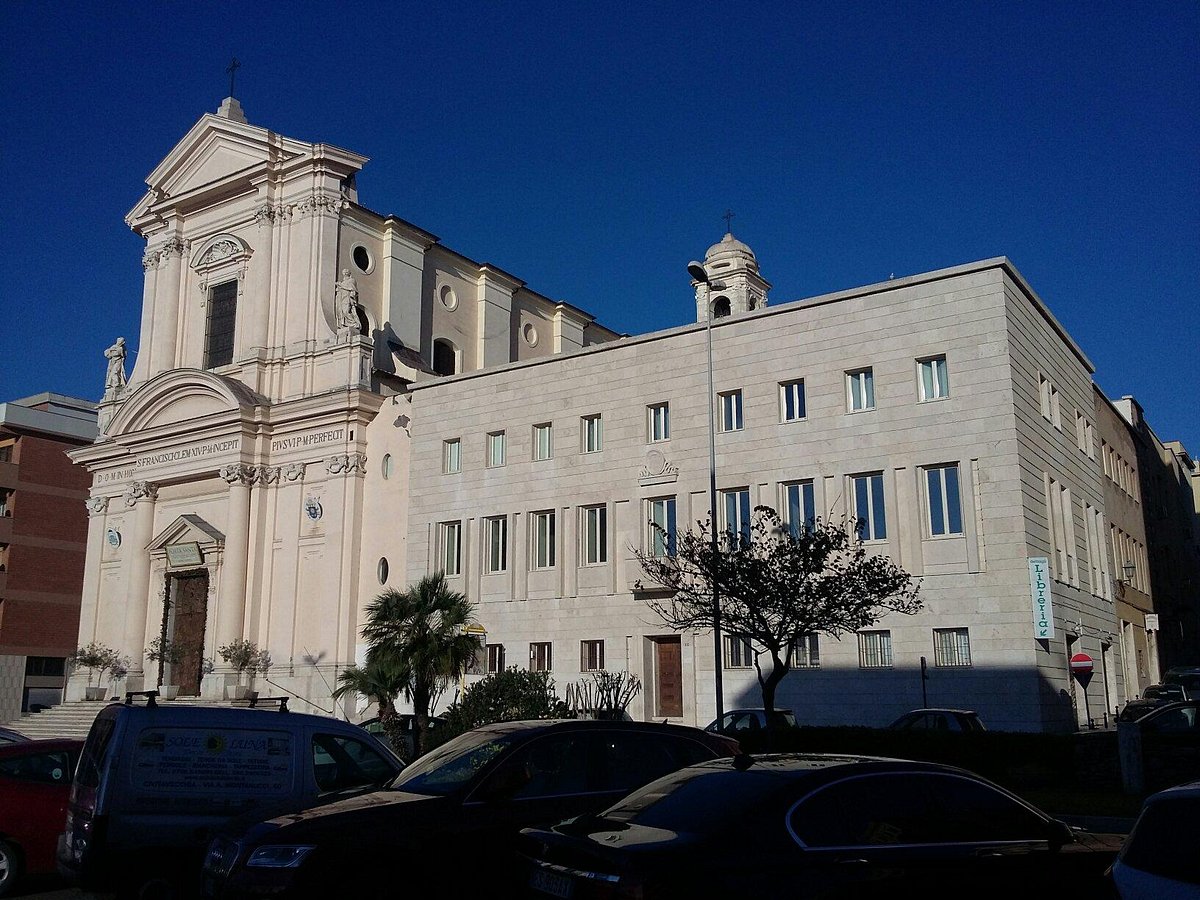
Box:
[1,1,1196,449]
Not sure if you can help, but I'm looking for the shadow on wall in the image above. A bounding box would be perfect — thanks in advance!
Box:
[722,662,1103,734]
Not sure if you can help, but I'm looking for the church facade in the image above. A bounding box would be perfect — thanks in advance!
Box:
[67,99,617,707]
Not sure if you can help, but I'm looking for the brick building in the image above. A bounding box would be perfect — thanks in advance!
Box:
[0,393,98,721]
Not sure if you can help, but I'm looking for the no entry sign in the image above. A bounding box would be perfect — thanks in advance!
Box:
[1070,653,1094,676]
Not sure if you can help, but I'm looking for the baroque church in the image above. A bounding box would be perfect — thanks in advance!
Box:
[68,97,619,707]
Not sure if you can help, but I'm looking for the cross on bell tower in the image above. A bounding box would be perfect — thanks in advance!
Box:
[216,58,248,124]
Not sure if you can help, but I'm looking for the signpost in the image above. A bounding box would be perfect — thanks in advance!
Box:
[1071,652,1095,729]
[1028,557,1054,639]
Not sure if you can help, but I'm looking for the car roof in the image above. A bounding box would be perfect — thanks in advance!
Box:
[0,738,84,756]
[683,753,984,780]
[898,708,979,716]
[96,701,365,728]
[474,719,716,739]
[722,708,796,714]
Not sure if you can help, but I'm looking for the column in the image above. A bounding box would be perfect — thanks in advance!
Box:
[121,482,158,668]
[216,465,254,651]
[250,203,275,354]
[152,237,186,375]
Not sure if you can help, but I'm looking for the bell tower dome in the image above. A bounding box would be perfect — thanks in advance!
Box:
[691,231,771,322]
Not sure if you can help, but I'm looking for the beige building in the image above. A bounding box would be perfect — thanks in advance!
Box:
[67,98,617,707]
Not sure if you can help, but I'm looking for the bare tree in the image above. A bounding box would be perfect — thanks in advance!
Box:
[635,506,921,721]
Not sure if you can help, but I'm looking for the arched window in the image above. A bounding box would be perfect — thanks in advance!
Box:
[432,339,459,376]
[712,296,732,319]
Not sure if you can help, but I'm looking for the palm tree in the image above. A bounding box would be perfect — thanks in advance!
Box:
[332,654,407,751]
[359,573,480,755]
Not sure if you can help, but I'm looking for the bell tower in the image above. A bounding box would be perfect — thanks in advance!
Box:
[691,231,771,322]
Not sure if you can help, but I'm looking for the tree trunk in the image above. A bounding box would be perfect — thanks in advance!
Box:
[413,683,431,757]
[758,652,788,752]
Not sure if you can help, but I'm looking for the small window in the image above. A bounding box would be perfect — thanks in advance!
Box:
[925,464,964,536]
[712,296,731,318]
[0,489,11,517]
[918,356,949,401]
[647,402,670,443]
[381,454,393,479]
[648,497,677,558]
[933,628,971,667]
[533,424,553,461]
[721,488,751,546]
[486,644,505,674]
[486,432,506,468]
[0,442,13,463]
[530,642,553,672]
[432,339,458,377]
[852,473,887,541]
[847,368,875,412]
[311,734,395,795]
[581,505,608,565]
[582,414,603,453]
[718,390,743,432]
[1039,374,1052,419]
[438,521,462,577]
[352,245,372,273]
[783,481,816,537]
[204,281,238,369]
[377,557,389,584]
[724,635,753,668]
[792,634,820,668]
[484,516,508,574]
[443,439,461,475]
[0,749,72,784]
[580,640,605,672]
[780,380,806,422]
[531,511,556,569]
[858,630,892,668]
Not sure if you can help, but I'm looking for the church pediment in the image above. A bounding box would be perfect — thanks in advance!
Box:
[148,514,226,552]
[106,369,264,437]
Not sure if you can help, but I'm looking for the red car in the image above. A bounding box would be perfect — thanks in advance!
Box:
[0,738,83,896]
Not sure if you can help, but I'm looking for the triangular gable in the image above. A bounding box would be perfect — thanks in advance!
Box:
[148,514,226,551]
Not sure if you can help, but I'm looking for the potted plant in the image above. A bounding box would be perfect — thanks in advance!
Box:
[70,642,120,700]
[107,655,131,697]
[146,637,185,700]
[219,639,270,699]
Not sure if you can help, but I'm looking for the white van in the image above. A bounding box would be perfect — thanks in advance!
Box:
[57,694,402,898]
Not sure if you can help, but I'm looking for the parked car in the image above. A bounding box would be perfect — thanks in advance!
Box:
[357,713,446,759]
[1119,699,1166,722]
[0,727,29,745]
[1164,667,1200,698]
[888,708,986,732]
[58,696,402,898]
[1128,701,1200,792]
[520,754,1124,899]
[203,719,739,897]
[704,708,798,735]
[1143,683,1190,702]
[1109,780,1200,897]
[0,738,83,897]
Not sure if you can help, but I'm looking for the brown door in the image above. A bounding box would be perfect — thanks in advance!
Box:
[170,572,208,696]
[654,637,683,717]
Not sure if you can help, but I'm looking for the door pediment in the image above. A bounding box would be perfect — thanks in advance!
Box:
[148,514,226,552]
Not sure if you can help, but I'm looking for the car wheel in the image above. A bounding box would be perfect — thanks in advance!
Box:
[0,839,22,897]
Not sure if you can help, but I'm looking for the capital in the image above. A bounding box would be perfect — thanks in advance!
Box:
[219,464,256,486]
[124,481,158,507]
[86,496,109,515]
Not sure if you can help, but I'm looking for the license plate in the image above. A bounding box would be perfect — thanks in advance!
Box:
[530,867,573,898]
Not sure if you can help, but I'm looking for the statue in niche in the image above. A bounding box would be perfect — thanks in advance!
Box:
[104,337,127,394]
[335,269,360,331]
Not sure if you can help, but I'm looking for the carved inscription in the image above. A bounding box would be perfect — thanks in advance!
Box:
[135,439,239,469]
[270,428,345,453]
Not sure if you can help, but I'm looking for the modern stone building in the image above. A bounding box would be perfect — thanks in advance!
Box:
[0,393,97,721]
[66,98,618,707]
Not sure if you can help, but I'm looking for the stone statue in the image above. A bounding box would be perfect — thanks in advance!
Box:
[104,337,127,393]
[335,269,360,331]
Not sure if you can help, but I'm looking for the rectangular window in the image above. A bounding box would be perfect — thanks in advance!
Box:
[780,379,807,422]
[486,431,506,468]
[783,481,816,537]
[580,640,605,672]
[933,628,971,667]
[918,356,949,401]
[0,443,12,463]
[724,635,753,669]
[438,521,462,577]
[647,403,670,442]
[1076,412,1087,453]
[582,414,603,453]
[581,505,608,565]
[648,497,677,558]
[1085,504,1111,599]
[1086,422,1095,459]
[721,488,752,546]
[484,516,507,574]
[442,439,461,475]
[718,390,744,432]
[531,511,556,569]
[0,489,11,517]
[1051,387,1061,429]
[852,473,887,541]
[792,633,820,668]
[533,423,553,461]
[204,280,238,369]
[486,644,505,674]
[847,368,875,412]
[530,642,552,672]
[1039,374,1052,420]
[925,464,964,537]
[857,630,893,668]
[1060,484,1078,586]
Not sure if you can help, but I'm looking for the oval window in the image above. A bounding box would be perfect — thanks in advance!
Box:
[381,453,393,479]
[353,245,372,273]
[378,557,389,584]
[523,322,539,347]
[439,284,458,310]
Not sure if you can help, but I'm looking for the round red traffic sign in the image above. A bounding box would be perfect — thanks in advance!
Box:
[1070,653,1094,675]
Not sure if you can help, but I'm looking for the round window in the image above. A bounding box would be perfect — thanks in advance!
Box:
[381,453,393,479]
[378,557,389,584]
[439,284,458,310]
[523,322,539,347]
[353,245,372,273]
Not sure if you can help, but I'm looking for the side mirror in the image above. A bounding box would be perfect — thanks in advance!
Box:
[1047,819,1075,850]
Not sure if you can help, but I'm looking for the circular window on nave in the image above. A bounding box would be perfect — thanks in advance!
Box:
[378,557,389,584]
[353,245,372,273]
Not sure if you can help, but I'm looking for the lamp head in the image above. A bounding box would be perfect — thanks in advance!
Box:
[687,261,709,283]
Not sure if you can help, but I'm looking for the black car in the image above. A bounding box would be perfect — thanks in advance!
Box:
[204,719,738,897]
[521,754,1124,899]
[888,708,986,732]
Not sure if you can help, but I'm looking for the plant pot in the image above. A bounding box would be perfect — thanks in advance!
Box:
[228,684,253,700]
[159,684,180,700]
[84,686,107,701]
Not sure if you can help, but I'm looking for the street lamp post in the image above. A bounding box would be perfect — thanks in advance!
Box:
[688,260,724,725]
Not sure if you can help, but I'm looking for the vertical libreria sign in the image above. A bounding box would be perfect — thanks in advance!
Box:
[1028,557,1054,639]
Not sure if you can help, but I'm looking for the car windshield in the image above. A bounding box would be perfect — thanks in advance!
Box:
[603,768,786,833]
[390,730,517,796]
[1165,673,1200,694]
[1122,796,1200,884]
